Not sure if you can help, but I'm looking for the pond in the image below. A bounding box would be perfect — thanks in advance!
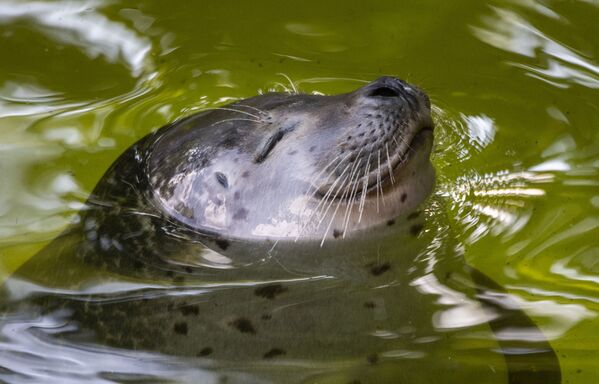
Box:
[0,1,597,383]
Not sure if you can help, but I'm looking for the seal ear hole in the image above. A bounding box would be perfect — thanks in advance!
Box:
[369,86,399,98]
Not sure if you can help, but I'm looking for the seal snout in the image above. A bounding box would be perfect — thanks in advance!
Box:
[312,76,434,200]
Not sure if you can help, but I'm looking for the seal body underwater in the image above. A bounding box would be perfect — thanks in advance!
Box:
[1,77,560,383]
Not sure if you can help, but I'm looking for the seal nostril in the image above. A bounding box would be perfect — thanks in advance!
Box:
[369,86,400,98]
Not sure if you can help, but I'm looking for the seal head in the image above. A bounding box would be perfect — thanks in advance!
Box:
[148,76,434,244]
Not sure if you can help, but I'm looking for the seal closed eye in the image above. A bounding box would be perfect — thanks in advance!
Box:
[254,121,299,163]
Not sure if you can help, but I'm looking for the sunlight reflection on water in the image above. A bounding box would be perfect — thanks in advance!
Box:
[471,4,599,89]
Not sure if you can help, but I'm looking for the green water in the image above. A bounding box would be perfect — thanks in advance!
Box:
[0,0,597,383]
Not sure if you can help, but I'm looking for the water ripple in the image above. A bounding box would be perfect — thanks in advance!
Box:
[471,3,599,89]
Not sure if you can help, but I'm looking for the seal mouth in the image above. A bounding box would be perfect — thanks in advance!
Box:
[363,124,434,194]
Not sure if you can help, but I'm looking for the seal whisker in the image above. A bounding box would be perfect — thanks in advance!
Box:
[318,173,351,244]
[294,157,346,241]
[267,239,279,256]
[385,143,395,185]
[358,153,372,223]
[337,149,364,224]
[273,82,293,94]
[202,106,263,120]
[337,153,363,223]
[345,147,365,189]
[378,150,386,209]
[394,130,415,156]
[296,161,352,239]
[210,118,261,127]
[320,177,351,246]
[296,152,355,234]
[301,152,352,213]
[314,164,353,229]
[296,76,370,86]
[376,150,382,213]
[323,166,357,244]
[314,165,352,225]
[304,153,352,200]
[233,104,269,116]
[342,155,365,237]
[277,73,298,94]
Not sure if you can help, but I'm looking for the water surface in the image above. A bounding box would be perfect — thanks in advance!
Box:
[0,1,598,383]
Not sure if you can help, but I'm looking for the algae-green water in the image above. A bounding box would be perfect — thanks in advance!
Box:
[0,1,597,383]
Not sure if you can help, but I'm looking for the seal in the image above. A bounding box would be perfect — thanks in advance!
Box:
[0,77,560,384]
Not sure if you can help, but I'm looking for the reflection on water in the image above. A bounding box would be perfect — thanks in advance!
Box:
[438,168,552,241]
[0,0,598,383]
[471,3,599,89]
[0,0,154,78]
[0,311,228,384]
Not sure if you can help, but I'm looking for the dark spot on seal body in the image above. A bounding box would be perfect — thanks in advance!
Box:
[364,301,376,309]
[367,262,391,276]
[309,145,316,152]
[263,348,286,359]
[333,229,342,238]
[173,275,185,283]
[401,193,407,202]
[173,322,188,335]
[197,347,213,357]
[215,239,230,250]
[174,202,194,219]
[254,284,288,300]
[407,211,420,220]
[215,172,228,188]
[233,208,248,220]
[179,304,200,316]
[367,353,379,365]
[229,317,256,334]
[221,135,237,148]
[410,224,424,237]
[386,219,395,226]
